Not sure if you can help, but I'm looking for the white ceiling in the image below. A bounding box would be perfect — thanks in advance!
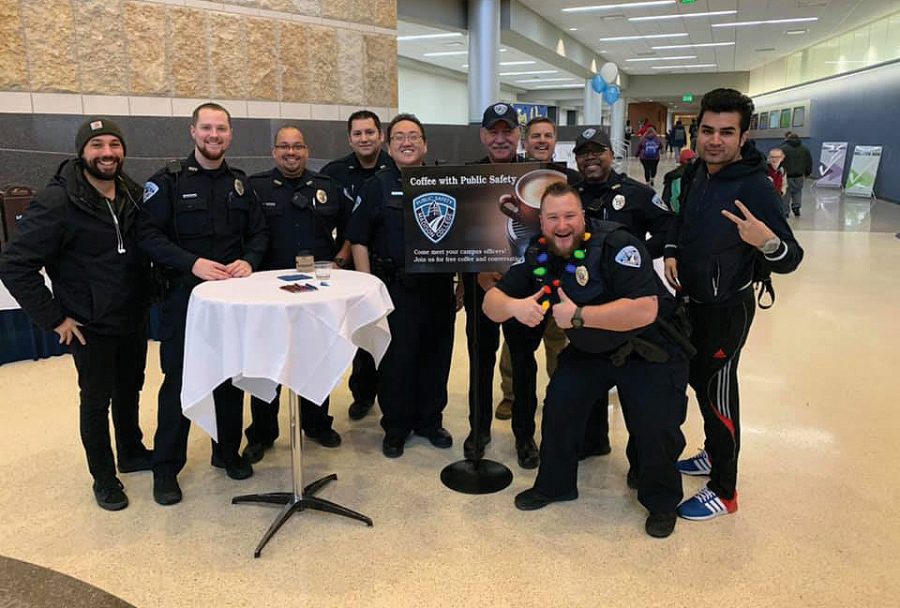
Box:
[398,0,898,92]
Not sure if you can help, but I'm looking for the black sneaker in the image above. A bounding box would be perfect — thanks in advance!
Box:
[241,441,273,464]
[645,512,677,538]
[93,479,128,511]
[348,399,375,421]
[463,431,491,460]
[516,437,540,469]
[514,487,578,511]
[118,449,153,474]
[415,427,453,449]
[305,428,342,448]
[792,208,801,217]
[153,474,182,506]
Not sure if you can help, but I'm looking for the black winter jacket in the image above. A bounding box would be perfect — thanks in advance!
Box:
[0,159,149,334]
[779,138,813,178]
[664,144,803,304]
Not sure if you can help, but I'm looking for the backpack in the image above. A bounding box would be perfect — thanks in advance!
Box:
[643,139,660,159]
[676,162,775,309]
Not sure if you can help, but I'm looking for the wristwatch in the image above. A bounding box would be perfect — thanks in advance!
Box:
[759,236,782,255]
[571,306,585,329]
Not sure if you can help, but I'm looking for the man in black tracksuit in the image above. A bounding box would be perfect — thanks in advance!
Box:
[573,127,676,466]
[320,110,393,422]
[664,88,803,521]
[778,134,813,217]
[0,118,150,511]
[140,103,268,505]
[241,125,348,463]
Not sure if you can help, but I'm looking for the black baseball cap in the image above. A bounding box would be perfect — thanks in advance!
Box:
[573,127,612,154]
[481,102,518,128]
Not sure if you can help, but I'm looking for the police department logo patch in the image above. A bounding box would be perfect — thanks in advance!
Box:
[582,128,597,139]
[615,246,642,268]
[493,103,509,115]
[413,192,457,244]
[651,193,668,211]
[612,194,626,210]
[143,181,159,202]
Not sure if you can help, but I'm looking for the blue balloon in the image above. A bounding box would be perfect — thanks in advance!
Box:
[591,75,607,94]
[604,84,620,104]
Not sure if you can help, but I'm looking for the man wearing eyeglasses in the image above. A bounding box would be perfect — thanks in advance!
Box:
[235,125,348,464]
[346,114,456,458]
[572,127,676,480]
[321,110,393,423]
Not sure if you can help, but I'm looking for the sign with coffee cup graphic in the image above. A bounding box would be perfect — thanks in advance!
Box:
[401,163,567,273]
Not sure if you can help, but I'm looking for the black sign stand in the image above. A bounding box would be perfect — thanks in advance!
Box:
[440,273,513,494]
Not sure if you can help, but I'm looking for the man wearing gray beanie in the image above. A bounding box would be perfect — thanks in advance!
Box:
[0,116,152,511]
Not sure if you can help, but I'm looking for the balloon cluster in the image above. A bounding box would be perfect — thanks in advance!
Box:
[590,62,621,105]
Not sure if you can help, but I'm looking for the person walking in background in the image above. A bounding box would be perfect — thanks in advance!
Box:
[637,127,662,187]
[766,148,789,217]
[672,120,687,153]
[779,134,813,217]
[662,148,697,214]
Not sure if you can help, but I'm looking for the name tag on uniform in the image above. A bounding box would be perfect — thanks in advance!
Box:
[391,191,403,196]
[182,193,198,199]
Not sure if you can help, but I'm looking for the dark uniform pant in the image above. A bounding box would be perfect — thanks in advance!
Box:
[463,274,501,434]
[535,345,688,514]
[502,319,545,441]
[378,281,454,441]
[687,288,755,500]
[348,349,378,405]
[153,285,244,476]
[247,386,333,445]
[70,327,148,484]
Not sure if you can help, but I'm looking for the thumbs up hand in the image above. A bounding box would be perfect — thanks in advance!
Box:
[512,289,549,328]
[553,287,578,328]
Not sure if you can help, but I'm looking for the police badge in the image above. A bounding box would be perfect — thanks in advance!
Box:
[612,194,626,210]
[582,128,597,139]
[413,192,457,244]
[234,178,244,196]
[494,103,509,115]
[576,265,589,286]
[316,189,327,204]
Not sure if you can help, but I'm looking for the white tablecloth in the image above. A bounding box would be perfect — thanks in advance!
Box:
[181,269,393,440]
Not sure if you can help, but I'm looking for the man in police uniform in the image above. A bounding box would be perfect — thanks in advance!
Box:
[0,117,151,511]
[483,182,689,538]
[464,102,539,466]
[573,127,676,466]
[239,125,348,464]
[495,116,573,422]
[320,110,393,422]
[346,114,456,458]
[140,103,268,505]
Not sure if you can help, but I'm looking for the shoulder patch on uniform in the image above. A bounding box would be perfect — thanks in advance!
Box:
[614,245,642,268]
[143,181,159,202]
[651,193,669,211]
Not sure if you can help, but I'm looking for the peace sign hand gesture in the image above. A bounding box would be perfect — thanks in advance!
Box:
[721,200,776,249]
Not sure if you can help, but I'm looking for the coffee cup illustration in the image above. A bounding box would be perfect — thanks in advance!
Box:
[499,168,567,229]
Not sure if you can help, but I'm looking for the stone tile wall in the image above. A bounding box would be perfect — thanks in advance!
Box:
[0,0,397,111]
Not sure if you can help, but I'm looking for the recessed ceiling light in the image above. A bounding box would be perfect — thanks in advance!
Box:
[652,41,735,49]
[396,33,463,41]
[626,55,697,62]
[600,14,626,21]
[569,27,579,31]
[786,29,809,35]
[499,70,559,76]
[712,17,819,28]
[651,63,716,69]
[515,78,577,83]
[598,32,689,41]
[563,1,674,13]
[630,10,737,22]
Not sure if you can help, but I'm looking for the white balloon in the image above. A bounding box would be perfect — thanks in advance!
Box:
[600,62,618,84]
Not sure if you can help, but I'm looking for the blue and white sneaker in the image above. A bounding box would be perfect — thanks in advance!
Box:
[677,487,738,521]
[677,449,712,476]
